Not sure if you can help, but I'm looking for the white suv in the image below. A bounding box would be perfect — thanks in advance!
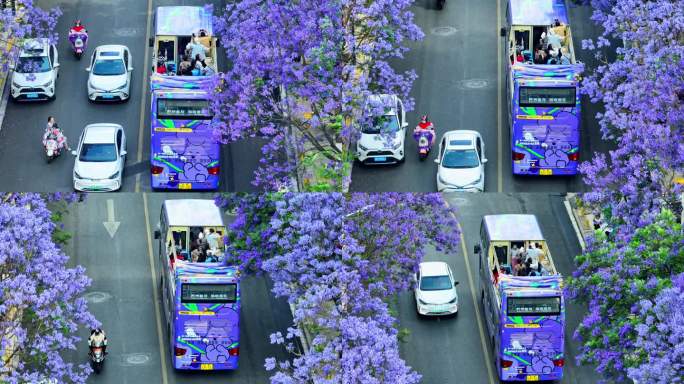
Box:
[86,45,133,101]
[356,94,408,165]
[10,39,59,101]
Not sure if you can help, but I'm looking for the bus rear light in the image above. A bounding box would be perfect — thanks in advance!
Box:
[553,358,565,367]
[501,359,513,368]
[151,165,164,175]
[567,152,579,162]
[208,166,220,175]
[175,347,187,356]
[512,151,525,161]
[228,347,239,356]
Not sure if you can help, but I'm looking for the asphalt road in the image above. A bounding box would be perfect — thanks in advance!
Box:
[61,193,292,383]
[350,0,611,193]
[0,0,263,192]
[396,193,599,383]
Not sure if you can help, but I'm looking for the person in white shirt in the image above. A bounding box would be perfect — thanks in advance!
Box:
[207,228,221,250]
[526,243,541,271]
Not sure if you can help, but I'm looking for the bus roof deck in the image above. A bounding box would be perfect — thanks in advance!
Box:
[509,0,568,26]
[155,6,213,36]
[484,214,544,241]
[153,6,218,76]
[507,0,576,64]
[164,199,224,227]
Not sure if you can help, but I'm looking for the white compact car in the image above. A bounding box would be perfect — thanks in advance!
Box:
[10,39,59,101]
[415,261,459,316]
[86,45,133,101]
[72,124,127,192]
[356,94,408,165]
[435,130,487,192]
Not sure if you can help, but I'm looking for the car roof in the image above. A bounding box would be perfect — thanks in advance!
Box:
[83,124,121,144]
[443,130,479,149]
[95,45,125,58]
[420,261,451,277]
[19,39,49,57]
[367,94,397,116]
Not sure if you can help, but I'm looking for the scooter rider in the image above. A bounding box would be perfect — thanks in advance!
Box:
[70,20,87,34]
[414,115,436,145]
[88,328,108,355]
[43,116,71,152]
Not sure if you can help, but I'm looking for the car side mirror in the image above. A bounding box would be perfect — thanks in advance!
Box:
[154,229,161,239]
[402,122,409,128]
[454,281,460,287]
[482,158,488,164]
[474,244,481,254]
[85,67,91,72]
[121,150,127,156]
[53,63,60,69]
[149,38,154,47]
[128,67,134,72]
[433,158,440,164]
[71,150,78,156]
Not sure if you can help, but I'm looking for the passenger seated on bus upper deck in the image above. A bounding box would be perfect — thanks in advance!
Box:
[179,55,193,75]
[534,45,547,64]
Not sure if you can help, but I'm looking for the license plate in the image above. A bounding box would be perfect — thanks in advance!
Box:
[178,183,192,190]
[526,375,539,381]
[26,93,38,98]
[539,169,552,176]
[102,94,114,99]
[374,157,387,162]
[200,363,213,370]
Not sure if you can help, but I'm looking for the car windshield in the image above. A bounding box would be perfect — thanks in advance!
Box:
[92,59,125,76]
[16,56,50,73]
[420,276,453,291]
[442,149,480,169]
[362,115,400,134]
[79,143,117,162]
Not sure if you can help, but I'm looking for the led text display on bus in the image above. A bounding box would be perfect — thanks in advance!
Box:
[181,283,237,303]
[507,296,561,316]
[519,87,575,107]
[157,99,212,119]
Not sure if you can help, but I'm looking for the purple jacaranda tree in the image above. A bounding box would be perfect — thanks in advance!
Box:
[627,272,684,384]
[567,208,684,382]
[0,0,61,74]
[0,193,97,384]
[211,0,423,190]
[217,193,460,383]
[578,0,684,230]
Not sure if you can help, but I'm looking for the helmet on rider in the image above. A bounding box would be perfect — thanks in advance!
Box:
[74,20,82,27]
[420,115,429,124]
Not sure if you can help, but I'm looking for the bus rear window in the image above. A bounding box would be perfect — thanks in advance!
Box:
[519,87,575,107]
[181,283,237,303]
[507,296,561,316]
[157,99,212,119]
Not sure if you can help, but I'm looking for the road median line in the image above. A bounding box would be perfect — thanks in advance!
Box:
[135,0,153,192]
[143,192,169,384]
[445,200,496,384]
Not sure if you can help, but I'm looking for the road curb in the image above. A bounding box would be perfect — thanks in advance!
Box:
[288,302,312,354]
[563,193,596,252]
[0,70,10,132]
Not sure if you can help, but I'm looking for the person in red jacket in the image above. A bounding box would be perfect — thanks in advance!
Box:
[70,20,86,34]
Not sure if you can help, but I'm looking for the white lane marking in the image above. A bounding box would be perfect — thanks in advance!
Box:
[143,193,169,383]
[135,0,153,192]
[497,0,503,193]
[445,199,497,384]
[102,199,121,238]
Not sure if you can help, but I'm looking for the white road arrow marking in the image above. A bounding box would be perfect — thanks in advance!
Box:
[103,199,121,238]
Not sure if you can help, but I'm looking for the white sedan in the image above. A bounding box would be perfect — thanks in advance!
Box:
[72,124,127,192]
[86,45,133,101]
[356,94,408,165]
[10,39,59,101]
[415,261,459,317]
[435,130,487,192]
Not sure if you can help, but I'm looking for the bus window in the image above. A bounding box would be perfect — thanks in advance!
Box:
[494,245,508,266]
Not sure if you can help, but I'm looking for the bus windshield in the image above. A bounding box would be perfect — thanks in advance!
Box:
[507,296,561,316]
[519,87,575,107]
[181,283,237,303]
[157,98,212,120]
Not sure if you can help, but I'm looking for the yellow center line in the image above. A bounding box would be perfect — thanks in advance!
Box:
[135,0,154,192]
[447,202,497,384]
[497,0,503,193]
[143,192,169,383]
